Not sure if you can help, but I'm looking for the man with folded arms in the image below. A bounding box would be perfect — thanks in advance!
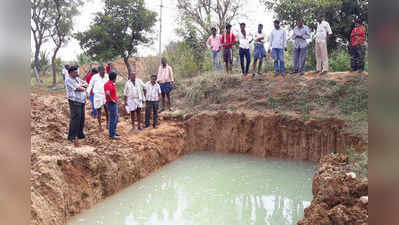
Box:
[65,66,87,147]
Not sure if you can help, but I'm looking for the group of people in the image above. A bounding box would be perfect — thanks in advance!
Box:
[206,14,367,77]
[64,58,175,147]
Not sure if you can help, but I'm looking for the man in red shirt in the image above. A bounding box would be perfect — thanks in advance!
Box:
[104,72,120,139]
[350,20,367,72]
[85,68,98,118]
[221,24,236,74]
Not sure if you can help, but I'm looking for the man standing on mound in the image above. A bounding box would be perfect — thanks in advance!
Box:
[269,20,287,76]
[65,66,87,147]
[124,72,145,132]
[87,65,109,131]
[314,14,333,75]
[157,57,174,112]
[221,24,236,75]
[104,72,120,140]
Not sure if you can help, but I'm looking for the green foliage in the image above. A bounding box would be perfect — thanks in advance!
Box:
[329,49,351,72]
[262,0,368,50]
[75,0,157,64]
[163,42,201,79]
[347,147,368,178]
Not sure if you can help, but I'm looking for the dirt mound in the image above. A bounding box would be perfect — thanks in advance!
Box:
[297,154,368,225]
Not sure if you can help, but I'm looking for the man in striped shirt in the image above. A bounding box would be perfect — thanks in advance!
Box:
[65,66,87,147]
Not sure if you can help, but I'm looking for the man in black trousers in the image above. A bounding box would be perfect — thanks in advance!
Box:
[65,66,88,147]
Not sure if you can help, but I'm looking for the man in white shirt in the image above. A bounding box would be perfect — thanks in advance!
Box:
[315,14,333,75]
[252,24,268,77]
[237,23,252,76]
[144,75,162,129]
[87,65,109,131]
[269,20,287,76]
[124,72,145,132]
[62,64,70,83]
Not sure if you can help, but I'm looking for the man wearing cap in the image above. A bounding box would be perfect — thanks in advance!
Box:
[350,20,367,73]
[221,24,237,74]
[314,14,333,75]
[87,65,109,132]
[65,66,87,147]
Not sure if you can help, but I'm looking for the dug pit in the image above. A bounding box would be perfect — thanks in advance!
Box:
[31,96,367,225]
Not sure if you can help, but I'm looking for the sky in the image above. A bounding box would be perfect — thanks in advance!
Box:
[35,0,275,62]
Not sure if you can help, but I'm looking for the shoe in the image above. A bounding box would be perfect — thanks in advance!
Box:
[290,71,298,74]
[169,108,173,112]
[274,72,280,77]
[110,136,120,140]
[144,125,150,129]
[300,72,305,76]
[138,127,143,131]
[73,140,80,147]
[313,71,321,74]
[252,73,256,78]
[153,125,157,129]
[320,71,328,75]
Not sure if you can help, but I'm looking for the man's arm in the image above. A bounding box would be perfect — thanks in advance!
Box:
[169,67,175,85]
[206,36,211,49]
[105,90,116,103]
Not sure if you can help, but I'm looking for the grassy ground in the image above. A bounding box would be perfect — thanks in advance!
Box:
[172,71,368,140]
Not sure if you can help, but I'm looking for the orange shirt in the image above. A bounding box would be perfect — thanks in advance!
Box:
[351,25,366,46]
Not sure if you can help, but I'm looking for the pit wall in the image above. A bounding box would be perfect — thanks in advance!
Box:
[183,111,365,162]
[31,111,366,225]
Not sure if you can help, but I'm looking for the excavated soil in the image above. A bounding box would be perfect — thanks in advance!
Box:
[31,94,368,225]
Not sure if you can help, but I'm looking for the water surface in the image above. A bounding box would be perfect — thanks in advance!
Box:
[68,152,316,225]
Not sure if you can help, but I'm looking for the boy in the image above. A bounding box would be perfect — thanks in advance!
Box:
[144,75,162,129]
[104,72,120,139]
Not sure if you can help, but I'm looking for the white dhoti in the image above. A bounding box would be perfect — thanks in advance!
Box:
[126,98,143,113]
[93,94,106,109]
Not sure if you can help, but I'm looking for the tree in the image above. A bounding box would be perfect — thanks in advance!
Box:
[261,0,368,50]
[49,0,81,87]
[31,0,53,83]
[75,0,157,75]
[177,0,245,36]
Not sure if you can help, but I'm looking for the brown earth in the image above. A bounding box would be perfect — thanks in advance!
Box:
[297,154,368,225]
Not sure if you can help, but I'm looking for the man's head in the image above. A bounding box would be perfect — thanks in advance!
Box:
[129,72,136,80]
[68,66,78,78]
[258,24,263,32]
[98,65,105,76]
[65,64,70,70]
[226,24,232,33]
[151,74,157,83]
[161,57,167,66]
[240,23,246,31]
[297,18,304,27]
[91,68,98,75]
[354,19,362,28]
[211,27,217,35]
[274,20,280,29]
[316,14,323,23]
[109,72,117,82]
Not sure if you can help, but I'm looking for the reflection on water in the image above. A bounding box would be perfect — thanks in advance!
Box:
[68,152,315,225]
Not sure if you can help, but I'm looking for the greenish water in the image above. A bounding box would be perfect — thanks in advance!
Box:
[68,152,316,225]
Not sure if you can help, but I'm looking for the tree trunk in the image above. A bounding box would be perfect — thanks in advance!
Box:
[33,45,42,83]
[123,56,132,76]
[51,46,60,87]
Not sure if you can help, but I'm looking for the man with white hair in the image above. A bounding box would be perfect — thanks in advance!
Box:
[124,72,145,132]
[87,65,109,131]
